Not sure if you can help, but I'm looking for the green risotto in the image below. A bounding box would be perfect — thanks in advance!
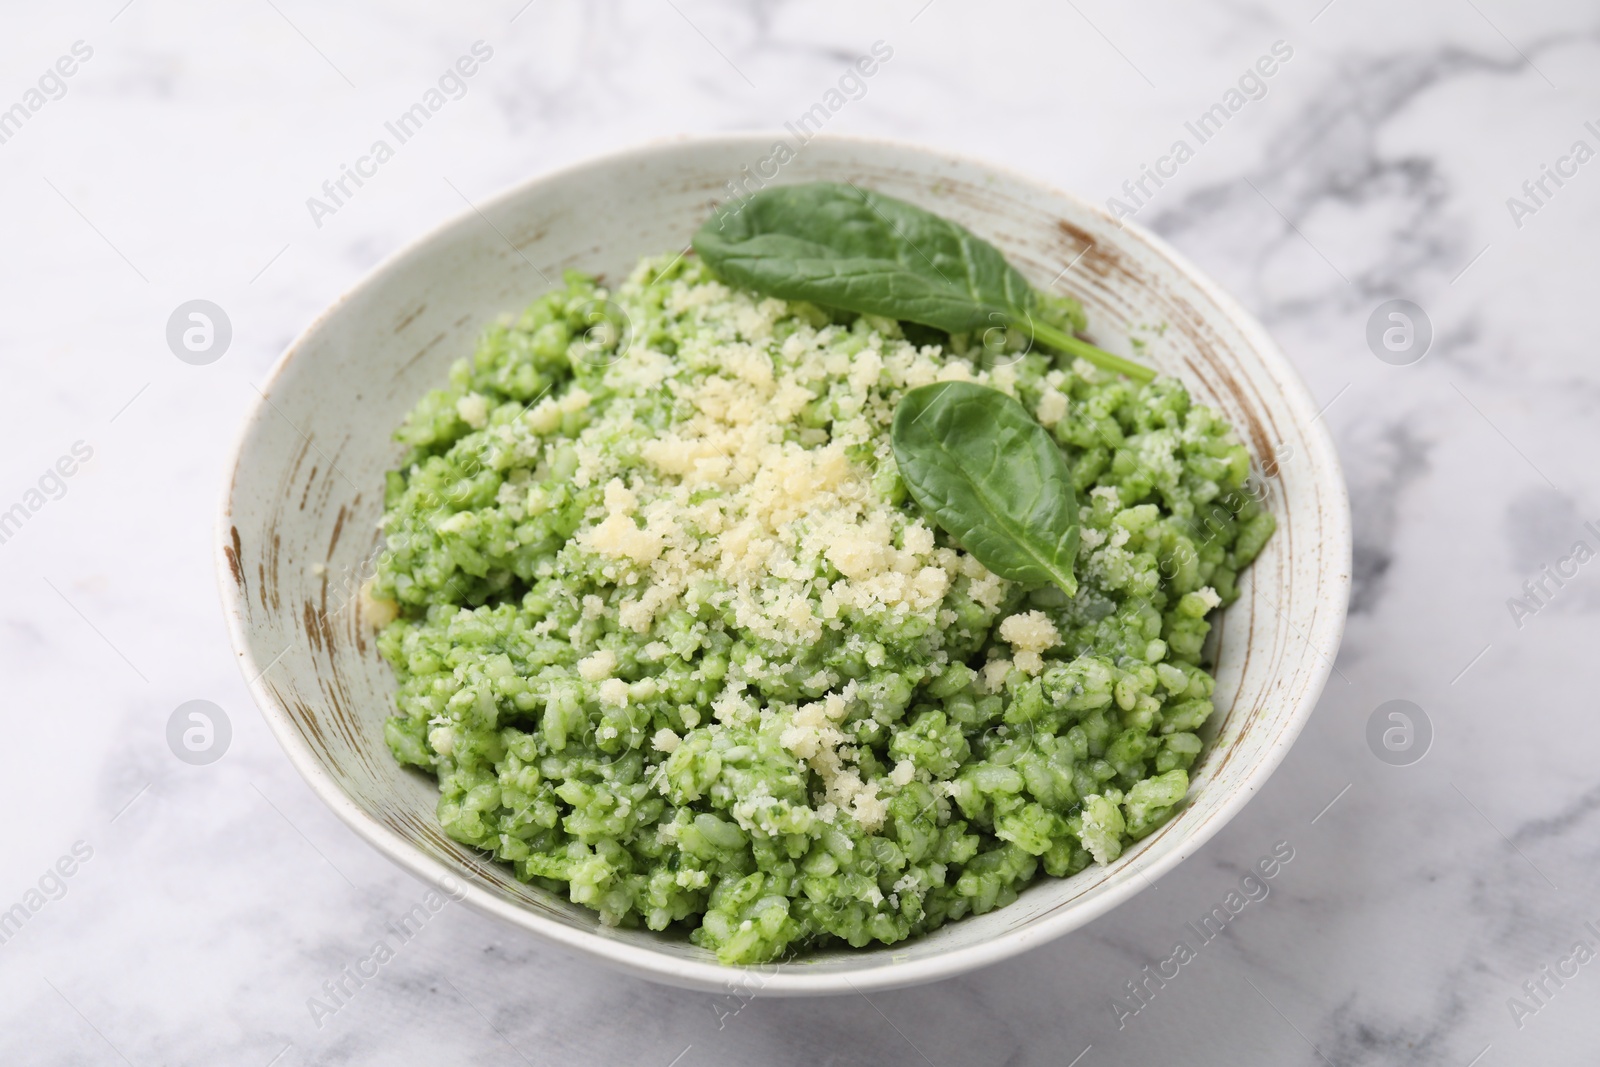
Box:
[369,253,1273,964]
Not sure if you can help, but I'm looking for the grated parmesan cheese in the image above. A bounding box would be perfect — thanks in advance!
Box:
[998,610,1062,675]
[1036,388,1069,428]
[577,649,617,682]
[455,393,489,429]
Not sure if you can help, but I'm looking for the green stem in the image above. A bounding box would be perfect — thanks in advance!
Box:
[1027,321,1156,383]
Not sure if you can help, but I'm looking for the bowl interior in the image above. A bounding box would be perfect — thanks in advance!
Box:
[221,135,1348,994]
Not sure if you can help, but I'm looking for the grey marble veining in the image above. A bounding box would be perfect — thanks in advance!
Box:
[3,0,1597,1063]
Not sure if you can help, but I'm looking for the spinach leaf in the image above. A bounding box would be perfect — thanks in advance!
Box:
[694,182,1153,382]
[891,381,1079,596]
[695,181,1031,334]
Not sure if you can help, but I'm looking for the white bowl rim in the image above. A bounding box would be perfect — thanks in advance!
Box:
[217,131,1351,996]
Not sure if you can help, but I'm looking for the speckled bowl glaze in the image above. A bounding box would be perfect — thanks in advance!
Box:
[218,135,1351,996]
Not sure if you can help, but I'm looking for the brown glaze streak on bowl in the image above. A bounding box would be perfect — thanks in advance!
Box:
[224,525,247,599]
[218,135,1350,996]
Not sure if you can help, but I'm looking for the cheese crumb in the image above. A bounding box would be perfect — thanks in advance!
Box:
[652,728,681,753]
[1036,389,1069,428]
[598,678,630,707]
[849,784,888,832]
[359,579,399,629]
[456,393,489,429]
[967,572,1006,613]
[889,760,916,787]
[999,610,1062,675]
[981,657,1013,693]
[524,397,563,434]
[577,649,617,682]
[583,478,666,564]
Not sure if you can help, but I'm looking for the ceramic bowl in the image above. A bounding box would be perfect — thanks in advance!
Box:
[218,134,1350,995]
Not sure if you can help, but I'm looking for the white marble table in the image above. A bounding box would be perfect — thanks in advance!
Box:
[3,1,1595,1063]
